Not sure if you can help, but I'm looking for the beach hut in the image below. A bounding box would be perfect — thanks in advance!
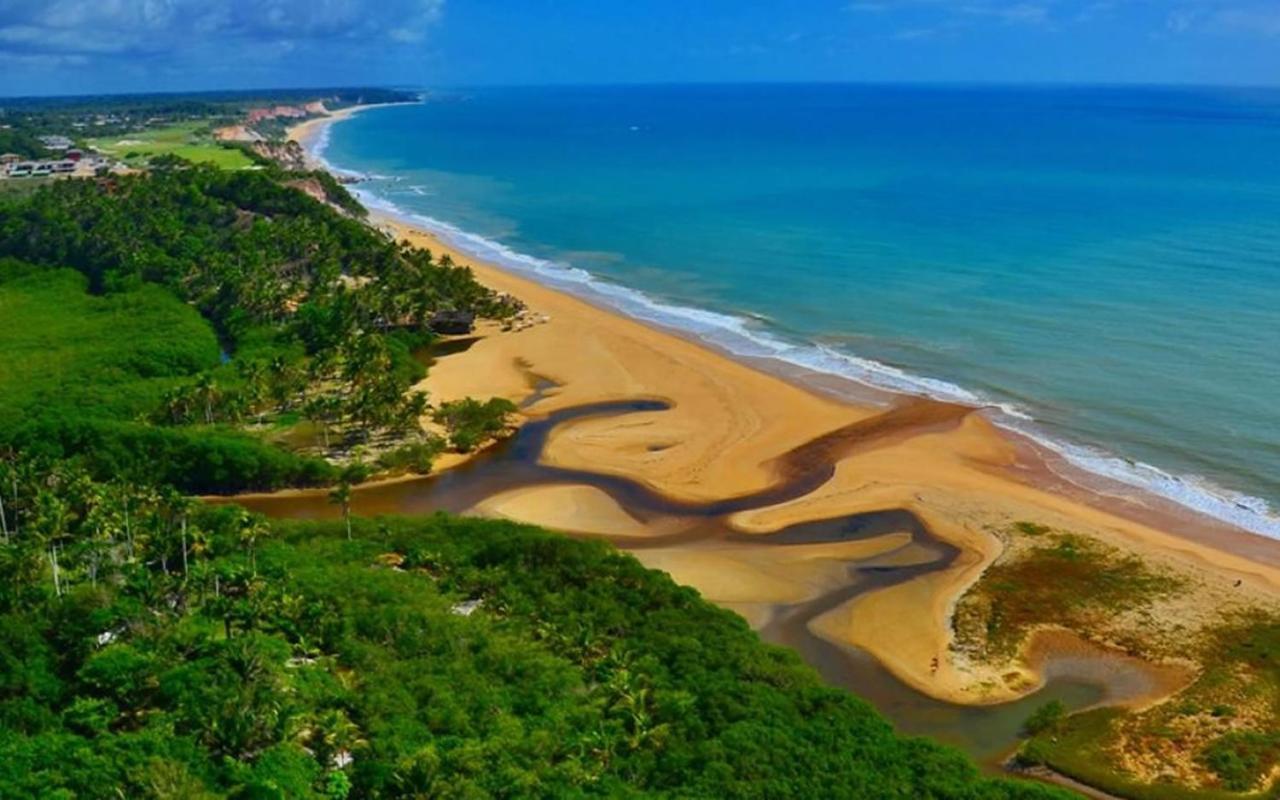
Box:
[428,310,476,335]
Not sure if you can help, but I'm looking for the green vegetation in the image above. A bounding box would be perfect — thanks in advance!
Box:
[433,397,518,452]
[1023,700,1067,736]
[0,162,515,492]
[0,126,49,159]
[1200,732,1280,793]
[0,266,218,423]
[87,121,254,169]
[0,263,332,492]
[954,524,1184,661]
[0,87,415,145]
[0,452,1073,798]
[1017,610,1280,797]
[962,523,1280,796]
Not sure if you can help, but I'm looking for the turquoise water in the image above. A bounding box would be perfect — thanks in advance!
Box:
[317,84,1280,538]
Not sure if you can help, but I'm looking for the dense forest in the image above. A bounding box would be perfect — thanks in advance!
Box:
[0,459,1072,799]
[0,146,1078,797]
[0,161,515,493]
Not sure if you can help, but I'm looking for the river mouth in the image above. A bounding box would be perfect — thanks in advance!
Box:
[230,397,1168,767]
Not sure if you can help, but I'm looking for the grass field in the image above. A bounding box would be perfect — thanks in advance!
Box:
[86,121,254,169]
[0,265,220,427]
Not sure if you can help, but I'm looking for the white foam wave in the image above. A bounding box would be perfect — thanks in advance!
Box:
[1010,423,1280,539]
[308,131,1280,542]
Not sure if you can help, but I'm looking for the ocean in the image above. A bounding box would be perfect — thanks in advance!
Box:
[314,84,1280,539]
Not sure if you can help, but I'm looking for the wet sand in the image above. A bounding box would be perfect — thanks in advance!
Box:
[228,395,1168,765]
[364,212,1280,704]
[272,112,1280,745]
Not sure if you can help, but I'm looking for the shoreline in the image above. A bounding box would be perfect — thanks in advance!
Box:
[375,208,1280,698]
[283,112,1280,709]
[292,98,1280,545]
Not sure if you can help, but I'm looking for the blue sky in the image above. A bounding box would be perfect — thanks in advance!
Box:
[2,0,1279,96]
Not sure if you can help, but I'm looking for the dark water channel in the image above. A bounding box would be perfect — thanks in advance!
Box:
[237,397,1147,768]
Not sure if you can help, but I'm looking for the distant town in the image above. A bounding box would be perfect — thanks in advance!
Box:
[0,88,415,184]
[1,134,120,179]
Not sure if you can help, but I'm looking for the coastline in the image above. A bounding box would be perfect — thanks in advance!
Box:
[380,209,1280,701]
[284,111,1280,708]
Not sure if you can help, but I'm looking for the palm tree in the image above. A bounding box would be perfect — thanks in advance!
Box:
[303,394,340,450]
[162,488,197,579]
[81,483,121,587]
[194,373,220,425]
[328,480,353,541]
[238,360,269,425]
[31,490,69,596]
[237,511,269,575]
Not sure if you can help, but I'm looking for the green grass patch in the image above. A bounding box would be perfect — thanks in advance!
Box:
[0,266,220,427]
[86,121,253,169]
[1016,612,1280,798]
[954,527,1183,660]
[1019,709,1271,800]
[1199,731,1280,792]
[0,264,333,492]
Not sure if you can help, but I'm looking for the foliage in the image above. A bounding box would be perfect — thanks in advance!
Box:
[0,127,49,159]
[375,438,446,474]
[0,267,218,427]
[86,121,254,169]
[1199,732,1280,792]
[1019,612,1280,798]
[0,482,1073,798]
[433,397,518,452]
[1023,700,1067,736]
[0,165,515,491]
[0,264,332,493]
[954,526,1183,660]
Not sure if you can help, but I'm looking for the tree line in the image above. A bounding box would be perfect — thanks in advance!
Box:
[0,161,518,492]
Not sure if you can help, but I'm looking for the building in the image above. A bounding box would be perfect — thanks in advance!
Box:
[428,310,476,335]
[0,153,21,166]
[38,135,74,150]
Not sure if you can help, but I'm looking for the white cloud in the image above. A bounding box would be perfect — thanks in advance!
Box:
[1162,3,1280,37]
[0,0,446,63]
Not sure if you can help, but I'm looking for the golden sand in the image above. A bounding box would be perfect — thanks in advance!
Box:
[365,212,1280,705]
[473,483,662,538]
[284,116,1280,706]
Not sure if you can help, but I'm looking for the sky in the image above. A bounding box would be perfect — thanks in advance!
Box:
[1,0,1279,96]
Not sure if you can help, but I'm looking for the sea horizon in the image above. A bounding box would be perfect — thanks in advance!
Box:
[310,83,1280,540]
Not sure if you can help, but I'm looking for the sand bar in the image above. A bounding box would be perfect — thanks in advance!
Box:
[285,114,1280,706]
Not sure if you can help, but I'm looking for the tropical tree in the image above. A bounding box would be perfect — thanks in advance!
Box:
[194,373,220,425]
[236,510,270,575]
[328,480,353,541]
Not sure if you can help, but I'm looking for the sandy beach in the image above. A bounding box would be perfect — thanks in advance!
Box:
[375,211,1280,704]
[283,108,1280,709]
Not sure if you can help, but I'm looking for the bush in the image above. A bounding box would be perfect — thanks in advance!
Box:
[433,397,517,452]
[1024,700,1067,735]
[1199,731,1280,792]
[376,438,445,474]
